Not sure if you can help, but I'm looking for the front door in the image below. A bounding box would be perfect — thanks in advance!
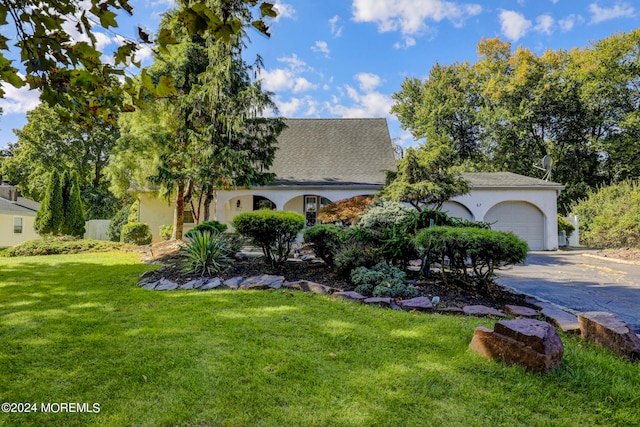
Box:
[305,196,317,226]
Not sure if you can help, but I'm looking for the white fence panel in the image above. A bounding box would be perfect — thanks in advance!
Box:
[84,220,111,241]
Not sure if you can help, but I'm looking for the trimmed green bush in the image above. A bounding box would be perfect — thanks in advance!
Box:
[181,229,233,276]
[120,222,152,245]
[351,263,417,299]
[303,224,345,266]
[334,240,380,278]
[185,220,227,239]
[232,210,305,266]
[160,224,173,241]
[108,203,131,242]
[415,226,528,294]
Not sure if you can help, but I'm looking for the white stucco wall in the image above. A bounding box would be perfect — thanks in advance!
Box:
[0,214,39,248]
[137,185,560,249]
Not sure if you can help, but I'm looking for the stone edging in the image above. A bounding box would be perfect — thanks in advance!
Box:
[138,272,539,320]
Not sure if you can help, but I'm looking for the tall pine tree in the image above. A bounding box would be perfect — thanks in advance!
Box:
[60,171,86,237]
[34,170,63,235]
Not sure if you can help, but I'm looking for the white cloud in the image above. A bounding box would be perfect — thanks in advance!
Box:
[558,14,583,31]
[0,79,41,115]
[535,14,554,34]
[589,2,634,24]
[273,2,296,22]
[394,37,417,49]
[258,58,318,94]
[292,78,317,93]
[276,97,304,116]
[258,68,295,92]
[352,0,482,35]
[325,75,393,119]
[355,73,382,92]
[329,15,343,37]
[311,41,330,58]
[277,54,311,72]
[499,10,532,41]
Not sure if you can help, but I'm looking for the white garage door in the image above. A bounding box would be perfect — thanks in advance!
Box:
[484,202,544,250]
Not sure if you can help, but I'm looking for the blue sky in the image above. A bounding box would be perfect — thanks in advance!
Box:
[1,0,639,149]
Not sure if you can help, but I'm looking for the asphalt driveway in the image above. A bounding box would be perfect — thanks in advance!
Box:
[495,249,640,333]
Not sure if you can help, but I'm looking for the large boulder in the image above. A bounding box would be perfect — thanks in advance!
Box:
[469,319,564,373]
[578,311,640,360]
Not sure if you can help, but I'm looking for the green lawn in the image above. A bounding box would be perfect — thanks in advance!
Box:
[0,252,639,427]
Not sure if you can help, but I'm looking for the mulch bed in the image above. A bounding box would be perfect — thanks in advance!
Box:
[137,241,529,310]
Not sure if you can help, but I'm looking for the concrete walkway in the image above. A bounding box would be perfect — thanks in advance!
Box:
[496,250,640,333]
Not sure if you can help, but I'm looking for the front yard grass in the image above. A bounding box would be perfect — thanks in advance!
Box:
[0,252,639,426]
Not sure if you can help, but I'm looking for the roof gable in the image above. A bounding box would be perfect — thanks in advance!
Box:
[267,118,396,186]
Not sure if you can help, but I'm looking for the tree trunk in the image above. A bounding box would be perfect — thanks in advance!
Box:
[172,180,185,240]
[203,185,215,221]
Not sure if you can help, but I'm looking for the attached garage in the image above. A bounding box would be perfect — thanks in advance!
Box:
[484,201,545,250]
[450,172,564,251]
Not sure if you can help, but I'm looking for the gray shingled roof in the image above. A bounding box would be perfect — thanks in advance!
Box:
[462,172,564,189]
[267,118,396,186]
[0,197,40,215]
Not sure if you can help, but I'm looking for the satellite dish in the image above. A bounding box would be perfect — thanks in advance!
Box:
[533,155,553,181]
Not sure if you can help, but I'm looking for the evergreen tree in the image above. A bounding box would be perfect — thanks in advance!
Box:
[34,170,63,235]
[61,171,86,237]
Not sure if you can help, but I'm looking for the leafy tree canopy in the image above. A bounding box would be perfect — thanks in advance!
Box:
[0,0,278,122]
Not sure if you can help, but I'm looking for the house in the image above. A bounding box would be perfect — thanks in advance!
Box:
[0,182,40,248]
[137,118,563,250]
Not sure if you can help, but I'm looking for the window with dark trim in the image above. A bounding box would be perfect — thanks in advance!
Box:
[13,217,23,234]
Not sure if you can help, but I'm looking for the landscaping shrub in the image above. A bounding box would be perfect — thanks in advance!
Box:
[120,222,152,245]
[355,200,416,230]
[185,220,227,239]
[160,224,173,241]
[557,215,575,237]
[351,263,417,299]
[1,236,121,257]
[232,210,305,266]
[571,180,640,248]
[334,240,380,277]
[108,203,131,242]
[317,195,373,225]
[181,229,233,276]
[303,224,345,266]
[415,226,528,294]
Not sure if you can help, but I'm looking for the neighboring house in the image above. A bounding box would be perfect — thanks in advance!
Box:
[138,118,563,250]
[0,182,40,248]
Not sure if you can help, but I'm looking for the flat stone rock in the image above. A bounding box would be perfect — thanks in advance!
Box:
[463,305,507,318]
[399,297,433,311]
[436,307,464,314]
[240,275,285,290]
[154,278,179,291]
[363,297,393,307]
[469,319,564,373]
[200,278,222,290]
[223,277,244,290]
[141,281,158,290]
[537,302,581,333]
[578,311,640,360]
[333,291,366,302]
[505,305,539,318]
[283,280,336,294]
